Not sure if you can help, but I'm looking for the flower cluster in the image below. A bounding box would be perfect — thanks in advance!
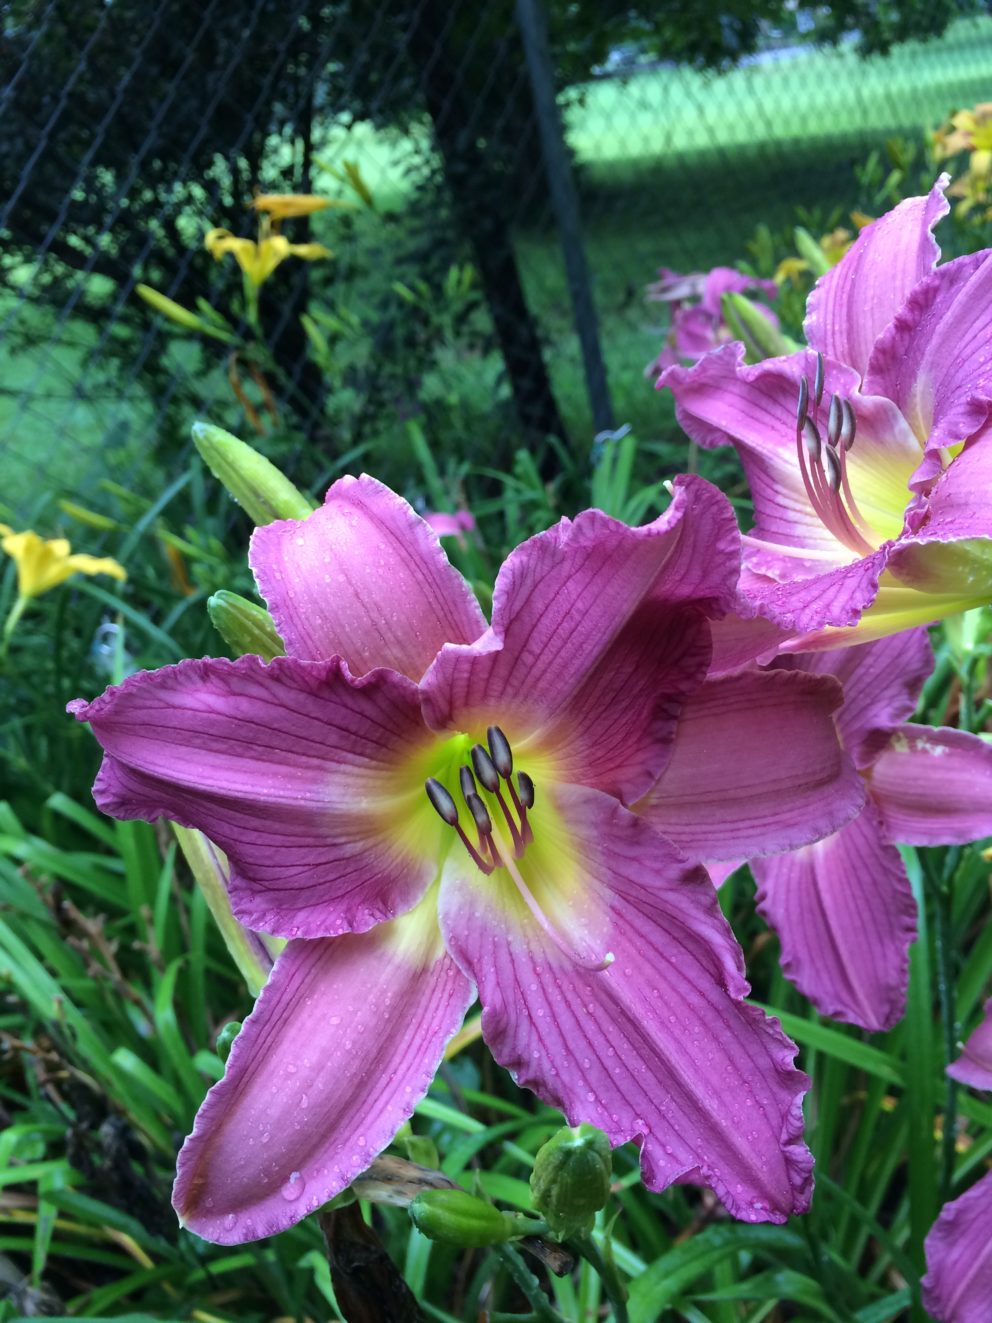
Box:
[644,265,780,378]
[69,178,992,1319]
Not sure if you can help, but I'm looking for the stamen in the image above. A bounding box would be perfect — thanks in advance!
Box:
[470,744,500,793]
[518,772,535,809]
[796,375,809,436]
[488,818,614,975]
[813,351,824,408]
[425,778,495,874]
[487,725,513,779]
[459,765,477,803]
[822,445,841,493]
[827,393,842,449]
[425,777,458,826]
[466,791,493,836]
[839,398,857,451]
[802,417,822,464]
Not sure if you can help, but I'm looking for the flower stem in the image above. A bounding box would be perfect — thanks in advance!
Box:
[568,1231,629,1323]
[493,1242,566,1323]
[1,594,29,660]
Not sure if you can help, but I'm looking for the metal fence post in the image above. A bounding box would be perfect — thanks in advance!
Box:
[515,0,615,435]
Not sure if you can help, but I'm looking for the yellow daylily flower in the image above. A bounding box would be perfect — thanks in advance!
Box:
[204,226,331,287]
[0,525,126,600]
[250,193,335,220]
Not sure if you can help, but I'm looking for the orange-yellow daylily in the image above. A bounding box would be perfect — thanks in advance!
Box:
[0,524,127,652]
[204,223,331,287]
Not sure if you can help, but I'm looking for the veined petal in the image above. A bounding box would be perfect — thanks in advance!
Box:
[948,1000,992,1091]
[69,656,439,938]
[438,787,812,1222]
[892,437,992,547]
[752,806,916,1032]
[804,177,949,377]
[774,631,933,768]
[738,549,889,635]
[864,251,992,452]
[174,907,474,1244]
[250,475,486,681]
[869,724,992,845]
[922,1169,992,1323]
[637,669,865,860]
[660,344,922,556]
[421,476,739,804]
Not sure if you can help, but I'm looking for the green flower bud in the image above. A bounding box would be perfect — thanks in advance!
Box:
[529,1124,612,1240]
[208,590,286,661]
[137,284,235,343]
[215,1020,242,1061]
[721,291,797,364]
[191,421,315,525]
[409,1189,519,1248]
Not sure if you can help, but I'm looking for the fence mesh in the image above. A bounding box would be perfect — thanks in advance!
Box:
[2,1,992,524]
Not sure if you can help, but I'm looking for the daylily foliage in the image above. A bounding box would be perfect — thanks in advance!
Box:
[70,475,867,1243]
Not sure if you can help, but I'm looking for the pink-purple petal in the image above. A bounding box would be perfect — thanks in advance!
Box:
[438,787,812,1222]
[863,251,992,452]
[738,549,889,635]
[752,806,916,1032]
[69,656,437,938]
[421,476,740,804]
[174,923,474,1244]
[249,475,487,680]
[774,631,933,769]
[637,668,865,860]
[869,724,992,846]
[922,1169,992,1322]
[804,176,949,377]
[948,1000,992,1091]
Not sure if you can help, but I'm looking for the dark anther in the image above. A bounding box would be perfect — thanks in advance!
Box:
[459,766,477,802]
[425,778,459,826]
[827,394,842,449]
[802,417,822,462]
[840,398,857,451]
[487,725,513,779]
[518,772,535,809]
[814,351,824,407]
[470,744,500,792]
[822,446,841,493]
[796,376,809,433]
[466,792,493,835]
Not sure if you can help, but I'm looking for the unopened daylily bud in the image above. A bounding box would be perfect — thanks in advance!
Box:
[208,590,285,661]
[530,1124,612,1239]
[191,422,315,525]
[409,1189,519,1248]
[136,284,235,343]
[215,1020,242,1061]
[793,226,831,278]
[721,291,796,363]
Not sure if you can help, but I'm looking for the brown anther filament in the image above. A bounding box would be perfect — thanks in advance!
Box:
[793,366,875,555]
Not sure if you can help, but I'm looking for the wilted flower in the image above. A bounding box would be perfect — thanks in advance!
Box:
[644,266,779,379]
[660,177,992,649]
[69,475,864,1243]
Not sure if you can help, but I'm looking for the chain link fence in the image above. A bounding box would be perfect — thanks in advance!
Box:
[2,1,992,524]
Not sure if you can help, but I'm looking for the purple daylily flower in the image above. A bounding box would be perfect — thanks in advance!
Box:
[659,176,992,649]
[645,265,779,379]
[740,630,992,1032]
[948,998,992,1090]
[68,476,864,1243]
[923,1169,992,1322]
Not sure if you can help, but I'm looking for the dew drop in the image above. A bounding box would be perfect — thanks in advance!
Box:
[281,1171,305,1201]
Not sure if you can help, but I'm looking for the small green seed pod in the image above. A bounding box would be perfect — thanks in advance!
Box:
[529,1124,612,1239]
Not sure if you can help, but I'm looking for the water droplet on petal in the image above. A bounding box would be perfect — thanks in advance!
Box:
[281,1171,305,1201]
